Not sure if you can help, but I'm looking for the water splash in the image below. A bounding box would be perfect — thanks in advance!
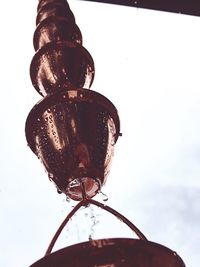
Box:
[73,213,80,242]
[88,205,99,240]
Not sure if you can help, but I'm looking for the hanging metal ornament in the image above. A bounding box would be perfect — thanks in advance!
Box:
[25,0,186,266]
[26,0,120,200]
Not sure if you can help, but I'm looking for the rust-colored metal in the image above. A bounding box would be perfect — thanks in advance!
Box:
[25,89,120,200]
[30,198,185,267]
[26,1,186,266]
[26,0,120,200]
[45,199,147,255]
[28,196,186,266]
[30,238,185,267]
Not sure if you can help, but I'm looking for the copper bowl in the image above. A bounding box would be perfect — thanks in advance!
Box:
[30,238,185,267]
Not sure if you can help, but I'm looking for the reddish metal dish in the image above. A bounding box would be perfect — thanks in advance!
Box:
[30,238,185,267]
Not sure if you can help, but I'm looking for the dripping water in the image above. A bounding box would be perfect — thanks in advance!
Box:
[66,195,71,203]
[73,213,81,242]
[57,189,62,194]
[99,190,109,202]
[88,205,99,241]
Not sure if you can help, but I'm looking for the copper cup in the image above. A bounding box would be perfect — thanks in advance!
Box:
[25,89,120,200]
[30,41,95,96]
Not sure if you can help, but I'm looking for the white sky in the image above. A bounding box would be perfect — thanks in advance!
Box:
[0,0,200,266]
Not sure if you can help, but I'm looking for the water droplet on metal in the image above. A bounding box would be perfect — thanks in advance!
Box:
[48,173,54,180]
[99,190,108,202]
[57,189,62,194]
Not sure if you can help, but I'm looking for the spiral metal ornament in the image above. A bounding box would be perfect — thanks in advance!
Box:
[25,0,120,201]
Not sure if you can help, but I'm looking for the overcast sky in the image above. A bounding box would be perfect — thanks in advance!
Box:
[0,0,200,266]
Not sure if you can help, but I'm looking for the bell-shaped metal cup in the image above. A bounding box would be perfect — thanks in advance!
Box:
[30,41,95,97]
[25,89,120,200]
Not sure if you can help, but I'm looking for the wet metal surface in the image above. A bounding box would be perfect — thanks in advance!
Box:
[25,89,120,200]
[26,0,104,199]
[30,238,186,267]
[30,41,94,96]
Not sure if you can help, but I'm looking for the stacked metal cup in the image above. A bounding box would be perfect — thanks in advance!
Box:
[25,0,120,201]
[27,2,186,267]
